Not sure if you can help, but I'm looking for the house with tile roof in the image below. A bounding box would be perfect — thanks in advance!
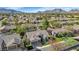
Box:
[26,30,48,48]
[0,33,21,51]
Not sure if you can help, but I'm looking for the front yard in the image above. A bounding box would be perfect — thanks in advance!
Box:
[55,37,79,47]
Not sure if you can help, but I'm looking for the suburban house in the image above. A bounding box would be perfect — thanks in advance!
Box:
[0,33,21,51]
[0,25,16,33]
[73,36,79,41]
[26,30,48,48]
[8,15,14,22]
[47,28,68,36]
[72,25,79,34]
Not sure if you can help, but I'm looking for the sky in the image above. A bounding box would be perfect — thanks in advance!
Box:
[0,0,79,13]
[5,7,79,13]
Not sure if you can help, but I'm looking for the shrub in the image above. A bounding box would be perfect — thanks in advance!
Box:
[26,45,33,50]
[56,32,74,38]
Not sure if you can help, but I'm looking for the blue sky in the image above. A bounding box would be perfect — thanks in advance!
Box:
[5,7,79,13]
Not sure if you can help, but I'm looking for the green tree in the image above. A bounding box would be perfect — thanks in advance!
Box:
[56,32,64,38]
[42,19,49,30]
[22,35,30,48]
[1,18,8,26]
[12,24,27,39]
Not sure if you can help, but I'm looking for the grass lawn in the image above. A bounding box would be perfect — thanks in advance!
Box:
[56,37,79,47]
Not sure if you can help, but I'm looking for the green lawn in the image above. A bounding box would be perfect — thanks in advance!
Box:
[56,37,79,47]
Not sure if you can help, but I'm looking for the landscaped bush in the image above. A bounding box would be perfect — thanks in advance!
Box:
[42,19,49,30]
[50,22,62,28]
[1,18,8,26]
[56,32,74,38]
[26,45,33,50]
[56,32,64,38]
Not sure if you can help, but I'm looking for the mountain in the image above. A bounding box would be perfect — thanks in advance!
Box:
[38,9,66,13]
[0,8,23,13]
[69,9,79,13]
[0,7,79,13]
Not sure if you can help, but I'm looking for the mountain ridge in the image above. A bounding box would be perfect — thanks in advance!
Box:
[0,8,23,13]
